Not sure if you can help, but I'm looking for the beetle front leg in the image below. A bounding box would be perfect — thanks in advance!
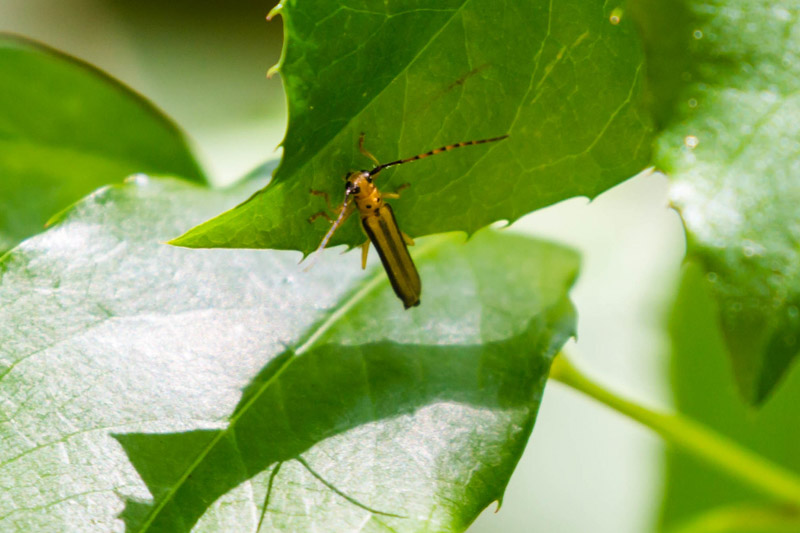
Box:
[359,132,381,167]
[308,211,333,224]
[309,188,336,212]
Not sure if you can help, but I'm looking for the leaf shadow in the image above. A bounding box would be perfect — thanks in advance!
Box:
[113,310,567,532]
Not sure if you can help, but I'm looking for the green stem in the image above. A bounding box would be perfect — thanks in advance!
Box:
[549,354,800,508]
[668,503,800,533]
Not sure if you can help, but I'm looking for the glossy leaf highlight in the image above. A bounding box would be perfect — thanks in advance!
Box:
[636,0,800,403]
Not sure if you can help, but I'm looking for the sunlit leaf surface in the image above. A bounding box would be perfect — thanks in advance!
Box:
[173,0,651,255]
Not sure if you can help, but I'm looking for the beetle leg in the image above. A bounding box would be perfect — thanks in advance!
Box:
[309,188,335,212]
[360,240,370,269]
[359,132,381,167]
[401,232,415,246]
[382,183,410,200]
[308,211,333,224]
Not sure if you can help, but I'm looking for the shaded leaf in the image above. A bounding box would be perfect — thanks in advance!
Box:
[635,0,800,403]
[172,0,651,255]
[0,34,205,252]
[0,171,578,531]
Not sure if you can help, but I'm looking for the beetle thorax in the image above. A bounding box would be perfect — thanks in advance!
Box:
[345,171,382,213]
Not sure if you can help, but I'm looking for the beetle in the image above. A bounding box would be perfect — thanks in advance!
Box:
[308,133,508,309]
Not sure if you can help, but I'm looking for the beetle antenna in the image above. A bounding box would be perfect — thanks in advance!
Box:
[368,134,508,178]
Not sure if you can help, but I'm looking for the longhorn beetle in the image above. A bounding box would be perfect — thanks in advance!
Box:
[308,133,508,309]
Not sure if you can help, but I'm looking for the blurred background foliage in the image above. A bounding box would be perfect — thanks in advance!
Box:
[8,1,784,532]
[663,264,800,533]
[2,0,286,184]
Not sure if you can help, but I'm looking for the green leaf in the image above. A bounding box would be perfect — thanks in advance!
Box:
[661,263,800,532]
[0,34,205,253]
[172,0,651,255]
[634,0,800,403]
[0,172,578,531]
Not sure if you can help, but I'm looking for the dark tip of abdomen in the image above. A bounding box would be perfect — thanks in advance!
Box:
[404,298,421,309]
